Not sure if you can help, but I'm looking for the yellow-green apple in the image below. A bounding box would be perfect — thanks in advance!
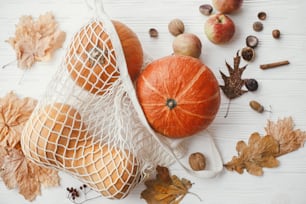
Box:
[204,14,235,44]
[212,0,243,14]
[172,33,202,58]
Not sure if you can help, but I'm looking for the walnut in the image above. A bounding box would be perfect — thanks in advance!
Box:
[168,18,185,36]
[188,152,206,171]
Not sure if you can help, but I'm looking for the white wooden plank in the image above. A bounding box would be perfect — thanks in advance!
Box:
[0,0,305,203]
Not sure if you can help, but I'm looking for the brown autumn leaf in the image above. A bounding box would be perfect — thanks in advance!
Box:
[0,148,60,201]
[6,12,66,69]
[224,132,280,176]
[141,165,193,204]
[265,117,306,156]
[0,91,37,148]
[225,117,306,176]
[219,51,248,100]
[0,91,60,201]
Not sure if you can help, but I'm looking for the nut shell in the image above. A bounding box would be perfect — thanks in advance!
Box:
[245,78,258,91]
[149,28,158,38]
[257,12,267,20]
[246,35,259,48]
[189,152,206,171]
[253,21,263,32]
[168,18,185,36]
[199,4,213,16]
[272,29,281,39]
[241,47,255,61]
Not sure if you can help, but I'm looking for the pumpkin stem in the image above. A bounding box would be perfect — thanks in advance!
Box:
[166,98,177,110]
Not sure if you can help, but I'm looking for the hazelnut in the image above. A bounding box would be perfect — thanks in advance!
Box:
[272,29,281,39]
[168,18,185,36]
[253,21,263,32]
[257,11,267,20]
[149,28,158,38]
[199,4,213,16]
[189,152,206,171]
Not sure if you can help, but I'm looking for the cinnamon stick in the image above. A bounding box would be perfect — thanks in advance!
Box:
[260,60,290,70]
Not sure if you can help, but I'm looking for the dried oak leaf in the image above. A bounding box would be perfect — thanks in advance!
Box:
[219,51,248,99]
[0,148,60,201]
[265,117,306,156]
[6,12,66,69]
[0,91,37,148]
[141,165,193,204]
[224,132,280,176]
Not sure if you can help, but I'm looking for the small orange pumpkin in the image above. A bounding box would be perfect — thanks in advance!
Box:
[136,55,220,138]
[65,20,143,95]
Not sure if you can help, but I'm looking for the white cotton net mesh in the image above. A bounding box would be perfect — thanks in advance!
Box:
[21,0,223,200]
[20,1,185,200]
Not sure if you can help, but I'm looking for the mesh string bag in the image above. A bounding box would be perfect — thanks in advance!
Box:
[21,0,223,200]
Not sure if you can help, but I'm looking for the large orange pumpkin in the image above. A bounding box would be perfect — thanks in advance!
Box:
[136,55,220,138]
[65,20,143,95]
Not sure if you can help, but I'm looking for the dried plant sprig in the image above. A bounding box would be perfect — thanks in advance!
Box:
[66,184,101,204]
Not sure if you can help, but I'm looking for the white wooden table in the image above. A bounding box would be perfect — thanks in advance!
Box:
[1,0,306,203]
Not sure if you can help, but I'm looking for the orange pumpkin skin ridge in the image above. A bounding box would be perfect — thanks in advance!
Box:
[65,20,143,95]
[136,55,220,138]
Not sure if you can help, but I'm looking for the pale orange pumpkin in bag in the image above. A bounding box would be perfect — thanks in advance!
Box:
[65,20,143,95]
[22,103,139,199]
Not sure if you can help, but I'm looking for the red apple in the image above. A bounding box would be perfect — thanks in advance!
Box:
[212,0,243,14]
[204,13,235,44]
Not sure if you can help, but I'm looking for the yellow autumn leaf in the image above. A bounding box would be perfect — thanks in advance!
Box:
[141,165,195,204]
[225,117,306,176]
[224,133,280,176]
